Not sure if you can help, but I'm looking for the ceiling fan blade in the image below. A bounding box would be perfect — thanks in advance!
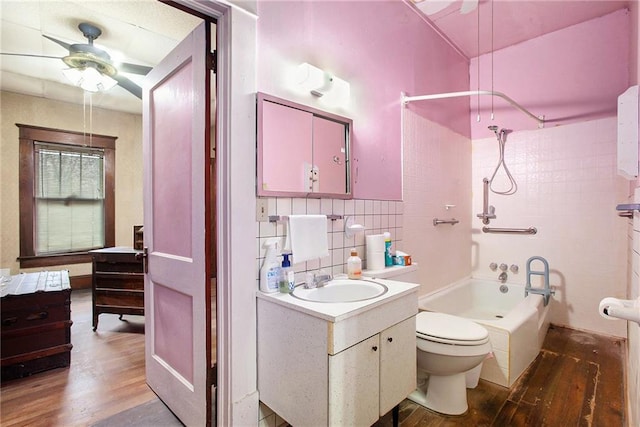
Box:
[43,35,71,51]
[113,74,142,99]
[117,62,152,75]
[0,52,63,60]
[460,0,478,14]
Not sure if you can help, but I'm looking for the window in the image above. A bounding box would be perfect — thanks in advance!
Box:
[18,124,116,268]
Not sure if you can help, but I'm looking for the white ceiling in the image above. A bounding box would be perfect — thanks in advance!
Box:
[0,0,201,114]
[413,0,631,58]
[0,1,632,114]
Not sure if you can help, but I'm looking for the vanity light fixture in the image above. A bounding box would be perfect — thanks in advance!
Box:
[295,62,350,106]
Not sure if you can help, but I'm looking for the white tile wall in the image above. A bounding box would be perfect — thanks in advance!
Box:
[401,110,473,294]
[255,198,404,287]
[471,117,628,337]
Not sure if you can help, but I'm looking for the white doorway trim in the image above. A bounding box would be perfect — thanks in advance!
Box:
[169,1,258,426]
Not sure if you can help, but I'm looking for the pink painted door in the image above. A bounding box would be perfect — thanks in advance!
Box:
[142,22,212,426]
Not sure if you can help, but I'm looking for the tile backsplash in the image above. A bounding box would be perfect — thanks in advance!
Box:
[255,198,404,286]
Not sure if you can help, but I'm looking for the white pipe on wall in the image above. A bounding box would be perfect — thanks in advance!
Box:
[401,90,545,128]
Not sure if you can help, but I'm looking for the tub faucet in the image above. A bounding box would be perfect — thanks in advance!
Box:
[498,272,508,283]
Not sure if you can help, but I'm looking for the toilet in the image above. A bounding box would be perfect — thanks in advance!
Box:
[362,264,491,416]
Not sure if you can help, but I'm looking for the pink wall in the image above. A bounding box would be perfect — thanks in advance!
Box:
[469,9,630,139]
[631,0,640,86]
[256,0,471,200]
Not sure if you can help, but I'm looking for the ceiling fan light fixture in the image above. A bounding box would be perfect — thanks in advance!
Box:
[62,66,117,93]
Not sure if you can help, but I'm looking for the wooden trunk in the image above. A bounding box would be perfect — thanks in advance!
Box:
[90,247,144,331]
[1,271,72,380]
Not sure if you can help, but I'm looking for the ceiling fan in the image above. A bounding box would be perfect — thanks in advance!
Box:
[413,0,479,16]
[1,22,152,99]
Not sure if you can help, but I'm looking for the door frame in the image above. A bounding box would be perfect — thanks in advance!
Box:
[166,1,259,426]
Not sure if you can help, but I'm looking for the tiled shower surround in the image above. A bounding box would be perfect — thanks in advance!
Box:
[255,198,404,286]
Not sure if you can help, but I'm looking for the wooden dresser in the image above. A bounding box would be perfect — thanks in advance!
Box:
[90,247,144,331]
[1,270,72,380]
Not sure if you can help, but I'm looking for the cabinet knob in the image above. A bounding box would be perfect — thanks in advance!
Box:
[372,346,378,352]
[387,337,393,343]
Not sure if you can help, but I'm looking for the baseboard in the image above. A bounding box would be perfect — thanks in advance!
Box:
[71,274,92,290]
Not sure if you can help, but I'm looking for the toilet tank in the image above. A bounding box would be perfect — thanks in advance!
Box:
[361,264,419,283]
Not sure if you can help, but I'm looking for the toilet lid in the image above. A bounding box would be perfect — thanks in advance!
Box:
[416,311,489,345]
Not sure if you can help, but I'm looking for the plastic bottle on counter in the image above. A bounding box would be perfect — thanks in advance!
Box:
[347,248,362,279]
[260,240,281,293]
[384,232,393,267]
[279,253,295,293]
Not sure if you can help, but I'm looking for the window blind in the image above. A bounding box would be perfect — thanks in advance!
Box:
[34,142,105,254]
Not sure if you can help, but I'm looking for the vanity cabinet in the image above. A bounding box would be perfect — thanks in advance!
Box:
[257,281,418,426]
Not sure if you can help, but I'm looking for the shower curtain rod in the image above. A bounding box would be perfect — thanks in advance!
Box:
[401,90,545,128]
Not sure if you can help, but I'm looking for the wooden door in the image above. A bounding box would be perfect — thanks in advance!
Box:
[142,21,212,426]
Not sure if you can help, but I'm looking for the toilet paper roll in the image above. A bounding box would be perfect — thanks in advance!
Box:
[366,234,386,271]
[599,297,638,322]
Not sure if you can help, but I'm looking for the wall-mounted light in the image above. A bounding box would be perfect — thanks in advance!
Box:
[294,62,350,106]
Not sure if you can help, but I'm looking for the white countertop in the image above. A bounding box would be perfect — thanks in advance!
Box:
[256,277,419,323]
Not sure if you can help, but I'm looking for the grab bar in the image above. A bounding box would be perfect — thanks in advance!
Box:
[482,226,537,235]
[617,204,640,218]
[433,218,459,226]
[269,214,342,222]
[525,256,554,306]
[476,178,496,225]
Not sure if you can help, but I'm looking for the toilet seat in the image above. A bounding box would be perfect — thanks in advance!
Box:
[416,312,489,346]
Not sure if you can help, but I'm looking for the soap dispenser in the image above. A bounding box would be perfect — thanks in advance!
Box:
[347,248,362,279]
[279,253,295,293]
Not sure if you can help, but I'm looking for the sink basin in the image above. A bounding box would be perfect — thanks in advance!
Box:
[291,279,388,303]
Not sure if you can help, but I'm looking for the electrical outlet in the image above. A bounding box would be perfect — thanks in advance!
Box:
[256,198,269,222]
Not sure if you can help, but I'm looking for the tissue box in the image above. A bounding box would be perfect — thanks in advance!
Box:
[393,255,412,266]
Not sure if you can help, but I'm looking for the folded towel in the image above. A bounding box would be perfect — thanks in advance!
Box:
[287,215,329,264]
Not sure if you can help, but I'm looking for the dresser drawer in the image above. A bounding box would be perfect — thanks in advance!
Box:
[92,251,141,265]
[95,261,143,274]
[94,273,144,290]
[95,290,144,309]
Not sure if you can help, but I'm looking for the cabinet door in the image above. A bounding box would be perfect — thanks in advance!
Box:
[329,334,379,426]
[260,101,313,193]
[312,116,347,194]
[379,316,417,416]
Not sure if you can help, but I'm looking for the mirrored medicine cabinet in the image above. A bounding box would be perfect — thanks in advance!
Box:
[257,92,353,198]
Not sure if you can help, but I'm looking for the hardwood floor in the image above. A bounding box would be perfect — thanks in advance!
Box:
[1,289,159,427]
[2,290,626,427]
[375,325,626,426]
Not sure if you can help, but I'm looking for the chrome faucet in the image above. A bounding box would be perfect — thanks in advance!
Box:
[314,273,333,287]
[304,271,333,288]
[498,272,508,283]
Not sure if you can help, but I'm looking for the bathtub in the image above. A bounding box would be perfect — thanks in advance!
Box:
[418,277,550,388]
